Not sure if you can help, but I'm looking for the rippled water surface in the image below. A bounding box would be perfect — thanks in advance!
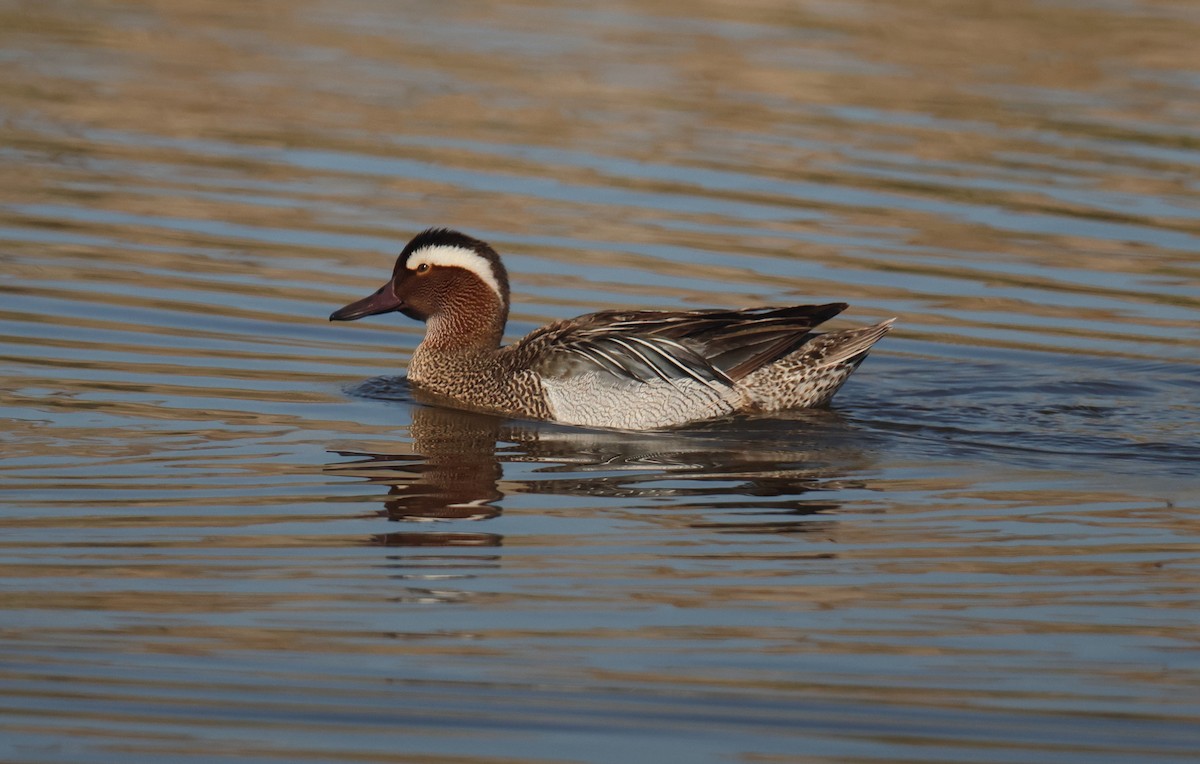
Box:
[3,1,1199,762]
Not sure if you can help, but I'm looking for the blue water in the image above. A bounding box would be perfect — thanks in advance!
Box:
[2,1,1198,762]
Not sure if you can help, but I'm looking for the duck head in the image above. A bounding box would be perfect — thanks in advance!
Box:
[330,228,511,337]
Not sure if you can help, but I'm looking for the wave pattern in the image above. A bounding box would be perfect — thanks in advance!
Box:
[2,1,1198,762]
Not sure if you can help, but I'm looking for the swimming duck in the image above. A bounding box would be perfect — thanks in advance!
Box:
[330,228,894,430]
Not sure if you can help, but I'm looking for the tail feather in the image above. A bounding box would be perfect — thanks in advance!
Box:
[809,318,896,368]
[740,318,896,411]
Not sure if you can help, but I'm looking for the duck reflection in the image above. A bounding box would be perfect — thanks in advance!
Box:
[330,384,505,547]
[328,379,876,547]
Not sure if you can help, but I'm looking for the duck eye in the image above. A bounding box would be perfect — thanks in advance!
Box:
[416,263,430,273]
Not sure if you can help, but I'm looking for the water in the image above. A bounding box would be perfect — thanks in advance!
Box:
[2,1,1199,762]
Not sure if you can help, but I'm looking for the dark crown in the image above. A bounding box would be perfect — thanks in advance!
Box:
[399,228,510,302]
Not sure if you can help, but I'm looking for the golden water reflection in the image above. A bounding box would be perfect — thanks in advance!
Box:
[328,382,869,547]
[3,0,1199,761]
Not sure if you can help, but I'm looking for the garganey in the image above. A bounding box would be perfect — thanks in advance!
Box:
[331,229,893,430]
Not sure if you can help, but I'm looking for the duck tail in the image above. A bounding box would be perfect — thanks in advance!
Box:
[808,318,896,368]
[739,318,896,411]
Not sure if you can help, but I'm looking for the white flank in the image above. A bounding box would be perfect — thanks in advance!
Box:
[541,372,737,430]
[407,245,503,300]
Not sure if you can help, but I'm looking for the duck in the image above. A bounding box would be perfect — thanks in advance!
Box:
[330,228,894,430]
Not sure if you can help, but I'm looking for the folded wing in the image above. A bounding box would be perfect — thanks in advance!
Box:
[530,303,848,387]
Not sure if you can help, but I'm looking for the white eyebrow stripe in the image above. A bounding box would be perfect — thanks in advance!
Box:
[407,245,503,299]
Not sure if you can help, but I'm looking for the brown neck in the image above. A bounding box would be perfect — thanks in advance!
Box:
[420,290,507,355]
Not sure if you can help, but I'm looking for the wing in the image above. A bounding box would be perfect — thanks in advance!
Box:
[541,323,735,391]
[523,303,848,387]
